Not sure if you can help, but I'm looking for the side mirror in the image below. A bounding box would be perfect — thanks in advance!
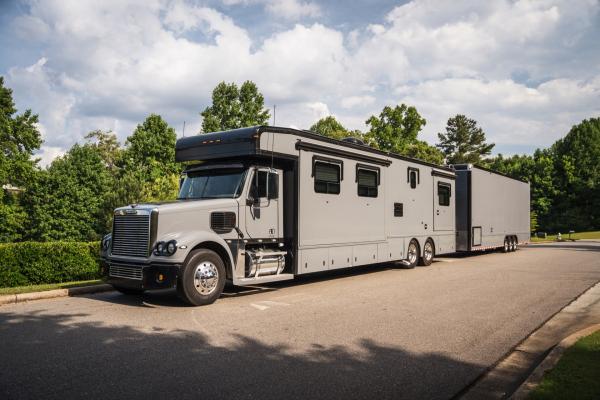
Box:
[246,198,260,207]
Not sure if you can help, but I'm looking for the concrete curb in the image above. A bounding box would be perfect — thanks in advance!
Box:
[0,284,114,306]
[510,323,600,400]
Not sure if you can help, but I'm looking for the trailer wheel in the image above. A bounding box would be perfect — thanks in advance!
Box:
[510,236,517,252]
[503,237,510,253]
[419,239,434,266]
[404,239,419,268]
[177,249,225,306]
[513,236,519,251]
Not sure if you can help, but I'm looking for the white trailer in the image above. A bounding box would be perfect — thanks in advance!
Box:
[101,126,529,306]
[454,164,530,252]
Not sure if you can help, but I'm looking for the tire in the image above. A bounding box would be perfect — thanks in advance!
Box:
[513,236,519,251]
[419,239,434,266]
[510,236,517,252]
[177,249,226,306]
[503,237,510,253]
[404,239,419,268]
[113,285,145,295]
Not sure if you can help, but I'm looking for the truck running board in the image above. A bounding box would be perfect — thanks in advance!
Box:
[235,273,294,286]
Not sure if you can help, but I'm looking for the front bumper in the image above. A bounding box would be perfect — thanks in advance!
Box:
[101,259,181,290]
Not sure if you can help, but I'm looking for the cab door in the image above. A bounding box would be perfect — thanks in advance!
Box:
[244,168,282,239]
[433,178,454,231]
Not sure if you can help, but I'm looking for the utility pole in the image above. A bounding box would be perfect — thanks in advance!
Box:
[182,121,186,137]
[273,105,276,126]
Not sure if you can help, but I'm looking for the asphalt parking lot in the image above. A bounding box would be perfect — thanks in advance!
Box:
[1,241,599,400]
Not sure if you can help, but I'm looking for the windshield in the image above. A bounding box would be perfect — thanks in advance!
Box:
[178,168,247,200]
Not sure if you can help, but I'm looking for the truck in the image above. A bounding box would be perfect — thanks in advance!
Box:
[100,126,530,306]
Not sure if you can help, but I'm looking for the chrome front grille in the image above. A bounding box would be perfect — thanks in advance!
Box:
[111,213,150,257]
[109,265,143,280]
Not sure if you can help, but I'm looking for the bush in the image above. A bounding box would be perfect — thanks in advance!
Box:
[0,241,101,287]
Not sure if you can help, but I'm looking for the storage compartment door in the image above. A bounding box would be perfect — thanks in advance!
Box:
[433,177,454,231]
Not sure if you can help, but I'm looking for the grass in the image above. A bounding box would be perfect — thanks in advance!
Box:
[0,279,103,296]
[531,230,600,242]
[528,329,600,400]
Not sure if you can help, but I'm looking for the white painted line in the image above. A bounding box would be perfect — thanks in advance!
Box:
[250,300,291,311]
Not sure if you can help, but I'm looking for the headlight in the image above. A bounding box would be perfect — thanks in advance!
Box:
[101,235,111,251]
[154,240,177,256]
[166,240,177,255]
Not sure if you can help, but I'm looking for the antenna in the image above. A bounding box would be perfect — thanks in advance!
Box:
[273,104,276,126]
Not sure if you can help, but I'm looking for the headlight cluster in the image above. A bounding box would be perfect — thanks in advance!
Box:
[154,240,178,256]
[101,235,111,251]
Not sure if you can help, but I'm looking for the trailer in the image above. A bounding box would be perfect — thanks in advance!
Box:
[454,164,530,252]
[100,126,529,306]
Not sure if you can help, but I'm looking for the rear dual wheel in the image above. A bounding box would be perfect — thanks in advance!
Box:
[419,239,434,266]
[504,236,518,253]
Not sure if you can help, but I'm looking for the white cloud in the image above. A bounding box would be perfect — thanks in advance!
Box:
[3,0,600,165]
[221,0,320,20]
[341,95,376,109]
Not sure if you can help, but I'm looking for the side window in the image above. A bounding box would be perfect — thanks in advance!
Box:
[356,166,379,198]
[407,167,420,189]
[438,183,451,206]
[267,172,278,200]
[250,171,278,200]
[314,161,341,194]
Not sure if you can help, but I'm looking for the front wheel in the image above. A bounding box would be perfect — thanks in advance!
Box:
[177,249,226,306]
[419,239,434,266]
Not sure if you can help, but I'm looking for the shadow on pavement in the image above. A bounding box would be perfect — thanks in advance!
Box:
[528,243,600,252]
[0,310,483,400]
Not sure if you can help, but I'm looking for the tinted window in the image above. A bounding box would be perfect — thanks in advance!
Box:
[178,169,246,200]
[357,168,378,197]
[250,171,278,200]
[314,162,340,194]
[408,167,419,189]
[438,183,451,206]
[410,171,417,189]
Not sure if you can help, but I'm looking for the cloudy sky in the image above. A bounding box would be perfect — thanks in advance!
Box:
[1,0,599,166]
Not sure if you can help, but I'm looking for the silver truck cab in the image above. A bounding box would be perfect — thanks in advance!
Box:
[101,160,289,306]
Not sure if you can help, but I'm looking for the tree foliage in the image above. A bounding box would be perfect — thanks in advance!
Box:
[201,81,270,132]
[0,76,42,242]
[309,116,362,140]
[437,114,495,164]
[364,104,444,164]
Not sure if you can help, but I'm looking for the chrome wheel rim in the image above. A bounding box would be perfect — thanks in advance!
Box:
[504,240,509,252]
[408,242,418,264]
[424,242,433,261]
[193,261,219,295]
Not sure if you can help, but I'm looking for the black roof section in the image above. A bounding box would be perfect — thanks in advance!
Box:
[451,163,529,184]
[176,125,454,172]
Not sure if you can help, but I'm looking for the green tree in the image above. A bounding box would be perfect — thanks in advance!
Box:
[437,114,495,164]
[122,114,178,179]
[28,144,111,241]
[201,81,270,132]
[549,117,600,231]
[309,116,362,140]
[364,104,443,164]
[0,76,43,242]
[84,130,121,171]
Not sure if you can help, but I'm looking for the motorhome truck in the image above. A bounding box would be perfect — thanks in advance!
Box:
[100,126,530,306]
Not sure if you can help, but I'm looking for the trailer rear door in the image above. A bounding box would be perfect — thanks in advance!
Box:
[433,177,454,231]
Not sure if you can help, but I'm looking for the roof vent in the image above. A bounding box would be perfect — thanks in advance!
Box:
[342,137,366,146]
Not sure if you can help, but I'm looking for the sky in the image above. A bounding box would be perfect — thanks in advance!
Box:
[1,0,599,166]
